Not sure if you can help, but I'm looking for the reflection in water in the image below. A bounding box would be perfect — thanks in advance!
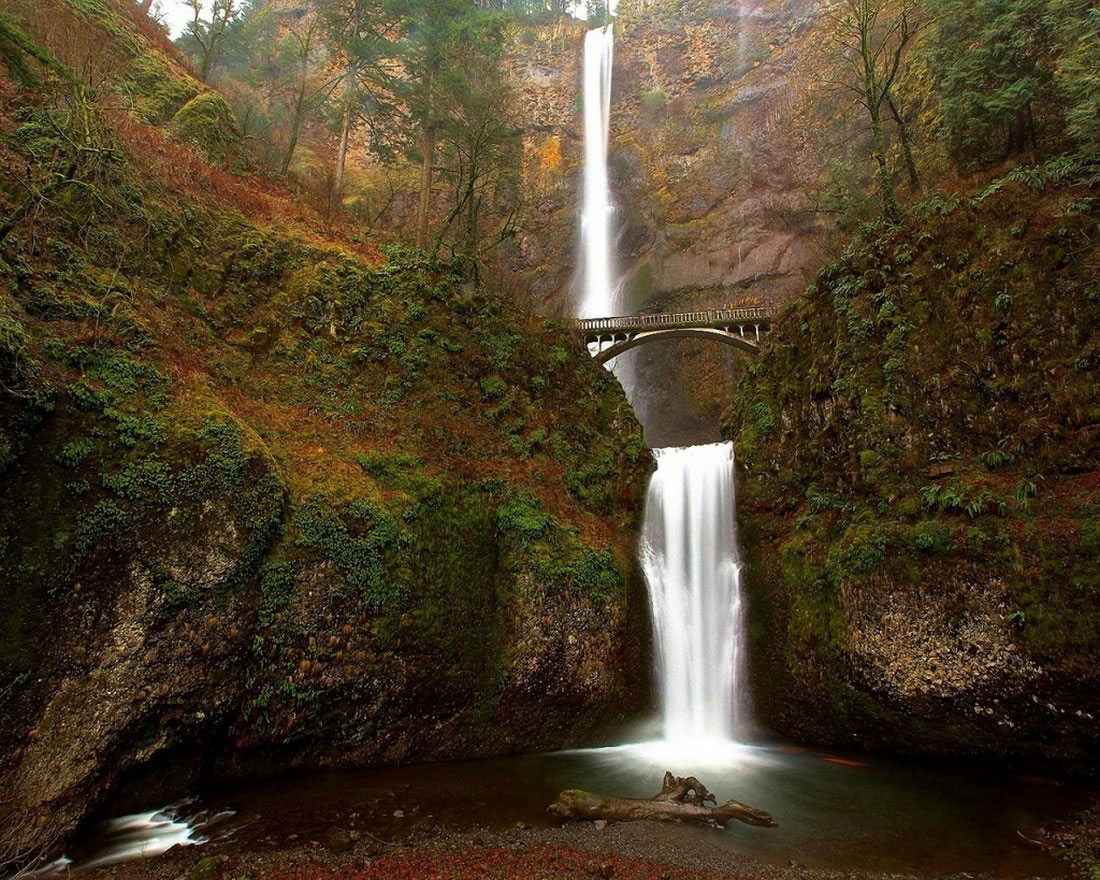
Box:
[560,743,1078,876]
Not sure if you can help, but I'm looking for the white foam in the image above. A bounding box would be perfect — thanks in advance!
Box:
[30,803,235,876]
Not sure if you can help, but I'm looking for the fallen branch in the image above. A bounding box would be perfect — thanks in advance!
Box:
[1016,829,1053,849]
[549,771,777,828]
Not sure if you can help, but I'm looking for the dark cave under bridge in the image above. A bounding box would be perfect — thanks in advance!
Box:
[575,307,775,365]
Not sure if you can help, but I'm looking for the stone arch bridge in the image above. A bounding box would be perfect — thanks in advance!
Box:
[575,307,774,366]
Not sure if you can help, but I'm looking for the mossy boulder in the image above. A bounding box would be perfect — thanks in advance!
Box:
[0,237,653,856]
[12,0,202,123]
[0,4,653,860]
[125,49,201,124]
[1,386,287,849]
[168,92,241,165]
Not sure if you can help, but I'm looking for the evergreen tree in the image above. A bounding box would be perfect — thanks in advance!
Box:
[1048,0,1100,151]
[431,14,521,268]
[180,0,242,83]
[278,13,329,175]
[317,0,400,195]
[212,2,284,164]
[921,0,1054,165]
[388,0,475,249]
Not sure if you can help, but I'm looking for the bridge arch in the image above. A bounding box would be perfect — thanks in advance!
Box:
[591,327,760,365]
[575,307,773,367]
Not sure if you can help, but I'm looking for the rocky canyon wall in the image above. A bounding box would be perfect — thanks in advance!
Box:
[506,0,835,444]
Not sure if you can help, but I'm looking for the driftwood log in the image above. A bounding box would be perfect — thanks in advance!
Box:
[549,771,777,828]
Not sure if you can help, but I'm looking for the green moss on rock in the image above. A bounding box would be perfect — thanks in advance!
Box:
[0,29,653,853]
[168,92,241,165]
[728,163,1100,775]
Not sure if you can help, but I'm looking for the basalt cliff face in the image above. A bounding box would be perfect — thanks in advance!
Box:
[507,0,834,444]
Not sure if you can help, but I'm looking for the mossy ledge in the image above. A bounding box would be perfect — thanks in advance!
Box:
[726,159,1100,777]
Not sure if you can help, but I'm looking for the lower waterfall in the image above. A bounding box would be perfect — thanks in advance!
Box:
[640,442,748,748]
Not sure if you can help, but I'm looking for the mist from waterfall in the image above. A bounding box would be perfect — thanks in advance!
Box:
[641,443,748,749]
[578,24,616,320]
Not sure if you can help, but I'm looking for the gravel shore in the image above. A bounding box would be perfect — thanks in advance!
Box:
[85,820,942,880]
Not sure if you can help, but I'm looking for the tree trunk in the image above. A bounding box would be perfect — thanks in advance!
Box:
[869,100,900,222]
[282,83,306,176]
[1007,103,1036,161]
[886,89,919,190]
[335,61,357,196]
[464,177,478,265]
[416,125,435,251]
[415,66,439,252]
[549,772,777,829]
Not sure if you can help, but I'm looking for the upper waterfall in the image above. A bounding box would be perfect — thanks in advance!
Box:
[578,24,616,319]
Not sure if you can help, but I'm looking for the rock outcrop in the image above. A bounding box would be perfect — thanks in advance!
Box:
[727,165,1100,775]
[0,242,654,861]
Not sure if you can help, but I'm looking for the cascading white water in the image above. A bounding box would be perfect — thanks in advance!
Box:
[641,442,748,748]
[578,24,616,319]
[27,804,235,877]
[575,17,751,759]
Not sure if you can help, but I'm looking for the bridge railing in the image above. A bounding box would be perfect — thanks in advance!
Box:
[575,307,773,333]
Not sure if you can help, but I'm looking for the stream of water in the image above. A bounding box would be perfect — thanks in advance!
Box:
[578,24,616,321]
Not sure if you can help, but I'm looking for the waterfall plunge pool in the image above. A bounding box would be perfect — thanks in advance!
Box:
[55,744,1091,878]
